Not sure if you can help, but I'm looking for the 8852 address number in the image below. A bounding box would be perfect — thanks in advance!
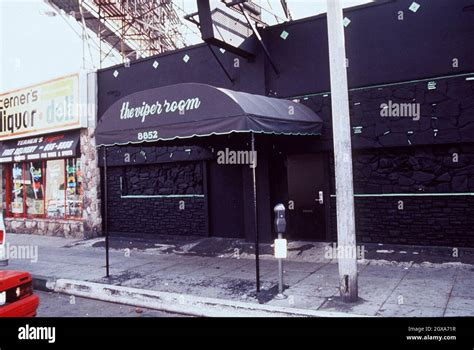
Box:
[137,130,158,141]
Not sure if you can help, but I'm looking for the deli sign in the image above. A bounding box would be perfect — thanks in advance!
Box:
[0,74,84,141]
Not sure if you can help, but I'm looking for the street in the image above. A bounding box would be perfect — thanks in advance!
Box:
[35,291,183,317]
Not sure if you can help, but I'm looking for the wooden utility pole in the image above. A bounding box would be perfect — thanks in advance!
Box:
[326,0,358,302]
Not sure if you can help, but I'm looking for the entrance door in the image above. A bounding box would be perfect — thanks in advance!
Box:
[287,154,329,240]
[208,162,244,238]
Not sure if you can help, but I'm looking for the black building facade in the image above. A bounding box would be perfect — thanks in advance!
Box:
[97,0,474,247]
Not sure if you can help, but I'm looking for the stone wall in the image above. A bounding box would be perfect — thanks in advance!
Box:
[106,162,207,236]
[80,127,102,238]
[5,218,85,239]
[303,75,474,149]
[328,143,474,247]
[123,162,203,196]
[351,144,474,194]
[99,145,213,167]
[330,196,474,247]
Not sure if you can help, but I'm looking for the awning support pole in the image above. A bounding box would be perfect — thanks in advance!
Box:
[251,132,260,293]
[103,146,110,278]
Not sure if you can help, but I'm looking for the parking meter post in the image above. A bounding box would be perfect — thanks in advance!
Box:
[274,204,287,300]
[277,233,284,296]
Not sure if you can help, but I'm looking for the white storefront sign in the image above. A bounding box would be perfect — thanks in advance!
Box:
[0,74,89,141]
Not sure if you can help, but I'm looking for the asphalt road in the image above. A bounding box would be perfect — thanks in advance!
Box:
[35,291,184,317]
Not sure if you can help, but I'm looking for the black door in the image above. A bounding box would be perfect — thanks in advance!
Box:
[208,161,244,238]
[287,154,329,240]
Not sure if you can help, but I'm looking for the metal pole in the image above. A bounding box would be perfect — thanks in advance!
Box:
[239,3,279,76]
[103,146,109,277]
[251,132,260,293]
[206,44,234,83]
[278,259,283,293]
[277,233,284,296]
[326,0,358,302]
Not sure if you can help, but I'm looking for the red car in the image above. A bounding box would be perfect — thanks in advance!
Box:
[0,217,40,317]
[0,271,39,317]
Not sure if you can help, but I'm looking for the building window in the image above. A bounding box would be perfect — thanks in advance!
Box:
[65,158,83,217]
[5,159,83,220]
[10,163,26,216]
[45,159,66,219]
[26,161,45,217]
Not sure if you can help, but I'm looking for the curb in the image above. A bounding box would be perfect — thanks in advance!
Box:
[32,275,56,293]
[47,278,366,317]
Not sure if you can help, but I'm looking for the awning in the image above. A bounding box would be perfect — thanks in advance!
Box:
[0,131,80,163]
[96,83,322,146]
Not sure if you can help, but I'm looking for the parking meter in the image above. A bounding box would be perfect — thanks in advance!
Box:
[273,204,287,299]
[274,203,286,235]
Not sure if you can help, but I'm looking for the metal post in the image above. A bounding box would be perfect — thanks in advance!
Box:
[326,0,358,302]
[278,257,283,294]
[277,233,285,298]
[274,203,286,299]
[251,132,260,293]
[206,44,234,83]
[239,3,279,76]
[103,146,109,277]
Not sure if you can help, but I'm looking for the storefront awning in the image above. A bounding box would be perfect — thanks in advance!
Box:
[0,131,80,163]
[96,83,322,146]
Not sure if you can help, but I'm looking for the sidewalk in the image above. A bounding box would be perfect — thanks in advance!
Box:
[5,233,474,317]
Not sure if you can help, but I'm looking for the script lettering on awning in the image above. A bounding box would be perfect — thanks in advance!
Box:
[120,97,201,123]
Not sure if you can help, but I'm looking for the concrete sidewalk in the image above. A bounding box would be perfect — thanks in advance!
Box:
[5,233,474,317]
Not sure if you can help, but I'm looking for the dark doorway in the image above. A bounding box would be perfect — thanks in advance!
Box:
[287,154,329,240]
[208,161,245,238]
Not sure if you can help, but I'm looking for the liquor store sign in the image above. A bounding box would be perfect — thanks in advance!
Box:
[0,74,83,141]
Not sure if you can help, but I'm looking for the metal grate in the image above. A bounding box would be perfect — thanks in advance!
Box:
[211,8,252,45]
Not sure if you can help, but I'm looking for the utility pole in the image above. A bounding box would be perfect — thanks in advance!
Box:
[326,0,358,302]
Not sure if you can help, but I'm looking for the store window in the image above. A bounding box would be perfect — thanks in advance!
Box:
[26,161,45,217]
[65,158,82,217]
[6,159,83,220]
[45,159,65,219]
[10,163,25,216]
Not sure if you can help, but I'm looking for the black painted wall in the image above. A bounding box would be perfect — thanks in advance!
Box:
[106,164,207,237]
[351,144,474,194]
[98,44,265,117]
[98,1,474,109]
[96,0,474,246]
[302,74,474,149]
[330,196,474,247]
[327,143,474,247]
[101,134,274,241]
[99,145,214,167]
[264,0,474,98]
[122,162,204,196]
